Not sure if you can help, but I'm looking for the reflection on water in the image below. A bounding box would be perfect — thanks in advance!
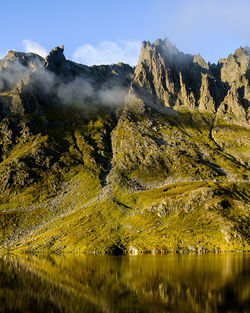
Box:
[0,253,249,313]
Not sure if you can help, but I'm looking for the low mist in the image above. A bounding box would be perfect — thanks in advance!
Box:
[0,54,130,110]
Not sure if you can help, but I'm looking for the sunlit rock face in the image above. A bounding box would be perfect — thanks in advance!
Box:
[131,38,249,124]
[0,39,249,255]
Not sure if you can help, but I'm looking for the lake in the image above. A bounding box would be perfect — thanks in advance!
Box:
[0,253,249,313]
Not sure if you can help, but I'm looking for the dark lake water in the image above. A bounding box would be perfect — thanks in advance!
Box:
[0,253,249,313]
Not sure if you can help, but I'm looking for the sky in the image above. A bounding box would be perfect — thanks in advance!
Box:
[0,0,249,65]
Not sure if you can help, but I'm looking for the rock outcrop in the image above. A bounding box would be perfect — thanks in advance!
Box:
[0,51,43,92]
[130,38,249,126]
[44,45,66,74]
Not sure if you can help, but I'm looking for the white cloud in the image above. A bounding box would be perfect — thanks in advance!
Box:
[72,40,141,66]
[22,39,48,58]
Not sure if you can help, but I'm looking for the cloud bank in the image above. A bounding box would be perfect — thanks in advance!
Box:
[22,40,48,58]
[72,40,141,66]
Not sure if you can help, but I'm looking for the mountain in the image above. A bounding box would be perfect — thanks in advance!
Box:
[0,39,249,254]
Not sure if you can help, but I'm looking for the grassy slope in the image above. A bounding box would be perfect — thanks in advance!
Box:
[1,180,249,254]
[111,107,249,185]
[0,105,249,254]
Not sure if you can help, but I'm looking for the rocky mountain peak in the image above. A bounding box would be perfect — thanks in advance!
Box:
[130,38,249,124]
[44,45,66,74]
[153,37,179,56]
[0,50,43,92]
[6,50,30,61]
[218,47,250,85]
[2,50,43,67]
[193,54,209,70]
[243,46,250,55]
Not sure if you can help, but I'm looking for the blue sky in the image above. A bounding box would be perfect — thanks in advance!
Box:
[0,0,249,65]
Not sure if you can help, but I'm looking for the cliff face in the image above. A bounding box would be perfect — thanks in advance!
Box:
[111,38,249,186]
[0,39,249,254]
[131,38,249,121]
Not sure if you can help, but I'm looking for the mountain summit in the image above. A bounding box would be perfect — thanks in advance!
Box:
[132,38,249,123]
[44,45,66,74]
[0,38,249,254]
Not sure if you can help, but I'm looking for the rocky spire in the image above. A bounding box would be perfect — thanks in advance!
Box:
[153,37,179,56]
[130,38,249,125]
[44,45,66,74]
